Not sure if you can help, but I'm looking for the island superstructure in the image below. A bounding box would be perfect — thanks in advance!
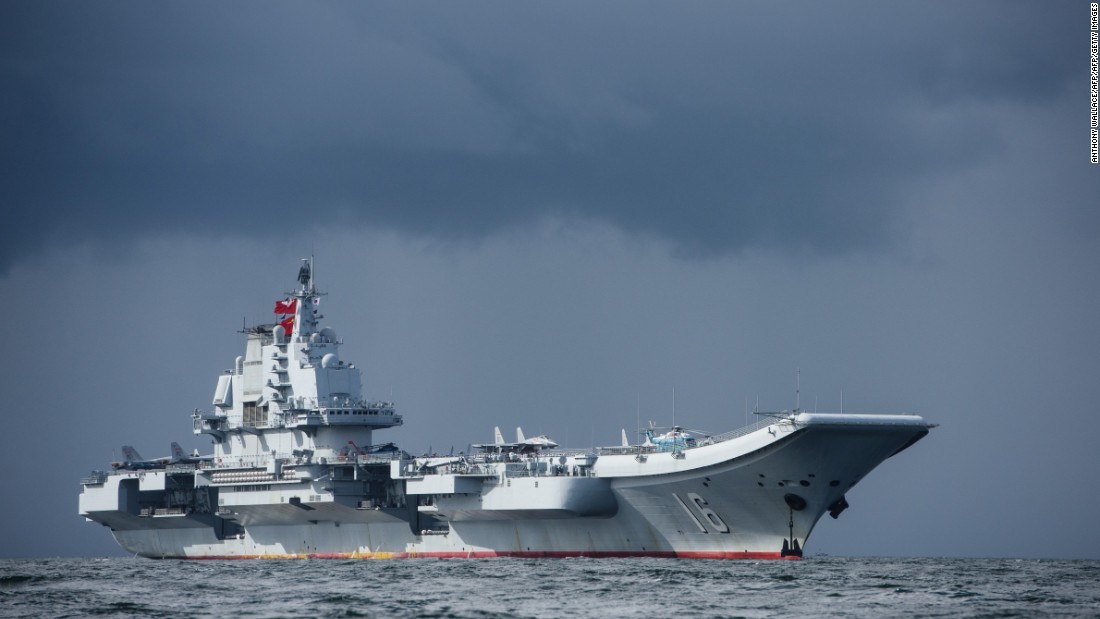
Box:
[79,262,934,559]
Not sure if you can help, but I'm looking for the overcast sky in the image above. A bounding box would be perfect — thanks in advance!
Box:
[1,1,1097,559]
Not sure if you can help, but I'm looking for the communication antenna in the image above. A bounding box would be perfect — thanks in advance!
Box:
[795,368,800,412]
[298,257,311,291]
[672,387,676,428]
[841,389,844,414]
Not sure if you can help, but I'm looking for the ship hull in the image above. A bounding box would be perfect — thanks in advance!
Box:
[87,415,929,560]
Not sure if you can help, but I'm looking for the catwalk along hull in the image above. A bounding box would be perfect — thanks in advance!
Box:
[79,263,933,559]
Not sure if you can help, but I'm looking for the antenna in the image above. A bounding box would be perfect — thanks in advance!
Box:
[298,257,311,292]
[795,368,800,412]
[841,389,844,414]
[672,387,676,428]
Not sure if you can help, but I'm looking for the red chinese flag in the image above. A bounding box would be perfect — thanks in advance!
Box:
[274,298,297,315]
[279,316,295,334]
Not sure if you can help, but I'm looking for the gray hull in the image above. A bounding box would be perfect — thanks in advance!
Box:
[86,415,929,559]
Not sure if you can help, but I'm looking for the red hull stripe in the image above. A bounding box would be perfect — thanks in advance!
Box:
[166,551,799,561]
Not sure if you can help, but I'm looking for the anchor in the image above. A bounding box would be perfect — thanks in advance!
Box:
[781,493,805,557]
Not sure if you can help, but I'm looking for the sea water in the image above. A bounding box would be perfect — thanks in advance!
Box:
[1,556,1097,618]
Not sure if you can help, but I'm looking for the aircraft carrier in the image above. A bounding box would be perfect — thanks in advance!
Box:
[79,261,933,559]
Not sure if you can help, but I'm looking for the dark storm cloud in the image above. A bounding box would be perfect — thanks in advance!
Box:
[0,1,1080,270]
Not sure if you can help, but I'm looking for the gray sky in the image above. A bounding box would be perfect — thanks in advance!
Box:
[1,1,1097,559]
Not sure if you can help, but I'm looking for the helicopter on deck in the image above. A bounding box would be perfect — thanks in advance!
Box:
[641,422,709,452]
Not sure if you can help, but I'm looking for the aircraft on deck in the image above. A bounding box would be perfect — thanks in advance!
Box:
[110,443,212,470]
[169,442,214,465]
[110,446,165,470]
[473,426,559,455]
[642,423,708,452]
[343,440,406,459]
